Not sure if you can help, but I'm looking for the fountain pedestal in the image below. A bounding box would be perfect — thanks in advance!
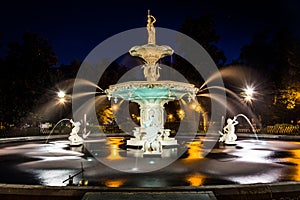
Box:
[107,81,197,150]
[127,128,177,147]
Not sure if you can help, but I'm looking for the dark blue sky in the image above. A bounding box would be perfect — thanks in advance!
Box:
[1,0,299,65]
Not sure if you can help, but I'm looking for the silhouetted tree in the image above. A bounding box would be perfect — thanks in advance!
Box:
[180,15,227,66]
[0,32,58,124]
[238,29,300,124]
[163,15,226,87]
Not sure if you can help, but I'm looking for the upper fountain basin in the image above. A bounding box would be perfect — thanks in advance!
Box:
[129,44,174,64]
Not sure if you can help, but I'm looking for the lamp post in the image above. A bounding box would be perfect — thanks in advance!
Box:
[241,85,258,130]
[57,90,66,133]
[242,86,255,104]
[57,90,66,104]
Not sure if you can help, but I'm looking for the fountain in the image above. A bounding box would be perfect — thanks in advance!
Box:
[46,118,83,146]
[219,114,259,145]
[105,10,199,154]
[219,116,238,145]
[1,12,300,200]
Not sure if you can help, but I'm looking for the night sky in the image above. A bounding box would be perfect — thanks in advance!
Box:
[0,0,299,65]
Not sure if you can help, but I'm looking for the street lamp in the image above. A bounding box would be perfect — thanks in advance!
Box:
[57,90,66,98]
[56,90,67,133]
[245,86,254,96]
[57,90,66,105]
[242,86,255,103]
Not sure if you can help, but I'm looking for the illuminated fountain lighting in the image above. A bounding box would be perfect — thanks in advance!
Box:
[105,11,198,155]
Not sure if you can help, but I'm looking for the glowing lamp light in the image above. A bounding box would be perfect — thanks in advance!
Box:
[245,87,254,96]
[244,95,253,102]
[58,98,66,104]
[190,103,197,110]
[178,109,184,115]
[112,104,119,111]
[57,90,66,98]
[243,86,255,103]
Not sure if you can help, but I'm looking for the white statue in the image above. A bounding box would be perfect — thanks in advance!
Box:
[69,119,83,146]
[142,110,162,154]
[144,10,161,82]
[147,10,156,45]
[219,116,238,145]
[142,129,162,153]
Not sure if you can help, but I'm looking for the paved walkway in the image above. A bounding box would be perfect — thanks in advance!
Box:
[0,181,299,200]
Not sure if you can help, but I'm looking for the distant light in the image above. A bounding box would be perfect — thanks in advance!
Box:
[245,87,254,96]
[149,160,155,164]
[87,157,93,162]
[244,95,253,102]
[132,167,139,171]
[57,90,66,98]
[58,98,65,104]
[190,103,197,110]
[242,86,255,103]
[112,104,119,111]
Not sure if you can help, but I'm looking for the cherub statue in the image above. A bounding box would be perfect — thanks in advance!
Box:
[69,119,83,146]
[70,119,81,135]
[219,116,238,144]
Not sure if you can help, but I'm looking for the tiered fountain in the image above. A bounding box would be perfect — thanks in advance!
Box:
[105,11,199,155]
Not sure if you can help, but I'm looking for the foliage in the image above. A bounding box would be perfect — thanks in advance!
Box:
[237,29,300,123]
[99,107,114,125]
[280,88,300,110]
[180,15,227,66]
[0,32,58,124]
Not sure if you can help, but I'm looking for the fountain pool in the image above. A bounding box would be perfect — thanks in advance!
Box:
[1,135,300,187]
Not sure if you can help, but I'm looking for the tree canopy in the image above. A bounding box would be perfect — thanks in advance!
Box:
[180,15,227,66]
[237,29,300,123]
[0,32,58,124]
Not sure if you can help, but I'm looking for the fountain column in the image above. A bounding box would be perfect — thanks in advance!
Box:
[139,101,165,130]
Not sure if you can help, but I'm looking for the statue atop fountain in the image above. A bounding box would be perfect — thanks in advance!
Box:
[68,119,83,146]
[219,116,238,145]
[129,10,173,82]
[147,10,156,45]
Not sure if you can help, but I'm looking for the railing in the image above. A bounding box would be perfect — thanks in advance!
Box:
[266,125,300,134]
[237,128,261,133]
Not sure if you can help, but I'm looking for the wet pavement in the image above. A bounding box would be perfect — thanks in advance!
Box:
[0,135,299,188]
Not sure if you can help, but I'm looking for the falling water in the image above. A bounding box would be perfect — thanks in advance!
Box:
[235,114,259,141]
[199,71,223,90]
[198,86,242,102]
[74,79,105,92]
[45,118,70,143]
